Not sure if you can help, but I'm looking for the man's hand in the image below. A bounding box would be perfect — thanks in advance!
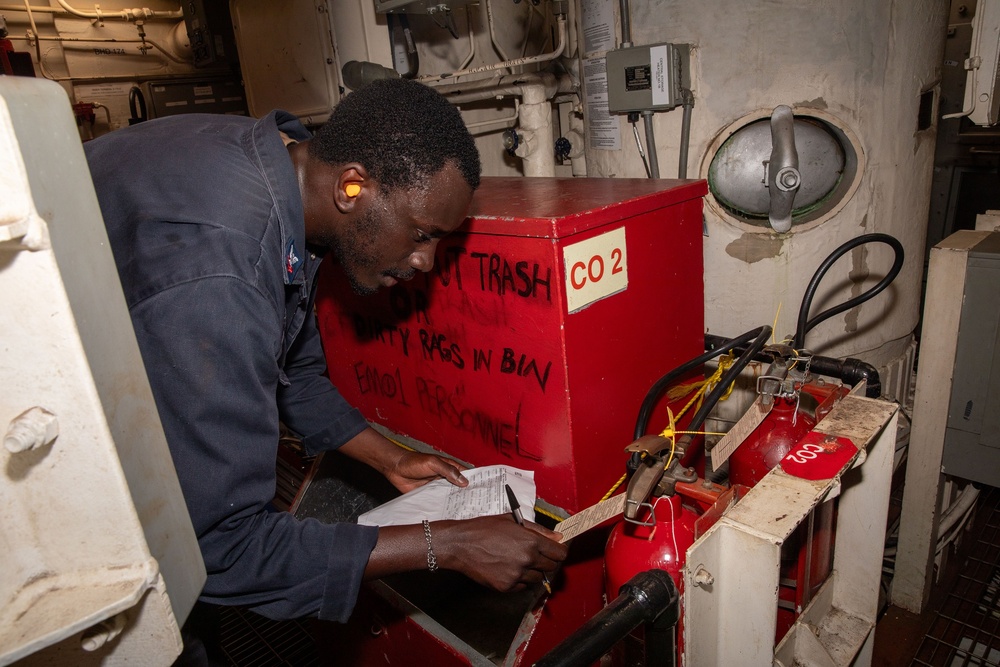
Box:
[367,515,568,591]
[384,450,469,494]
[434,516,568,591]
[338,427,467,492]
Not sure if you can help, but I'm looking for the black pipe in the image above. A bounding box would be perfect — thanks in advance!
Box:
[534,570,679,667]
[704,333,882,399]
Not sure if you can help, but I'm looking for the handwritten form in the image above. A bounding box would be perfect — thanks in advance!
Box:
[358,465,629,544]
[357,465,536,527]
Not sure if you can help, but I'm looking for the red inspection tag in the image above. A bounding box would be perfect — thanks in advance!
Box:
[778,432,858,481]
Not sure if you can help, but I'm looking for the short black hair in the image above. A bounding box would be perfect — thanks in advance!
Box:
[309,78,481,191]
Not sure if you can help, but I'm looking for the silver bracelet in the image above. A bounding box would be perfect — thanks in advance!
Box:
[422,520,439,572]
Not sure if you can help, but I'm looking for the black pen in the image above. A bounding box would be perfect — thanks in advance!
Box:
[505,483,552,595]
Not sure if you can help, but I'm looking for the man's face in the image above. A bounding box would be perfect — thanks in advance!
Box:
[331,162,473,295]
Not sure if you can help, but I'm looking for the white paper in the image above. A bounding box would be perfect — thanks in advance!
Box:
[584,56,622,151]
[580,0,616,55]
[357,465,536,527]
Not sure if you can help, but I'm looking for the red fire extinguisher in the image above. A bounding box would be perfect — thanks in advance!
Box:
[604,493,698,664]
[728,378,847,640]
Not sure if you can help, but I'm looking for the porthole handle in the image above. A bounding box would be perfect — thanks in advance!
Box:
[767,105,801,233]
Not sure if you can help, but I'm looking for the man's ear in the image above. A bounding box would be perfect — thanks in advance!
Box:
[334,165,368,213]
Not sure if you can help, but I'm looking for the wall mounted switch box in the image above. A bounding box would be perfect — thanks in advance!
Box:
[605,43,689,113]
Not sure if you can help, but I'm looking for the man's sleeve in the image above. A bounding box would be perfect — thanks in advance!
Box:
[277,307,369,455]
[129,277,377,622]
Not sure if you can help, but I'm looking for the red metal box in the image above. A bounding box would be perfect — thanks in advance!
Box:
[316,177,706,512]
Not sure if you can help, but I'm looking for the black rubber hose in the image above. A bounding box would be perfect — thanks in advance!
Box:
[704,333,883,399]
[633,326,770,442]
[682,325,772,466]
[534,569,679,667]
[793,233,904,350]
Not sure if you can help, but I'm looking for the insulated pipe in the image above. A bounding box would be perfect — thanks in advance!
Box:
[535,569,679,667]
[514,79,557,176]
[565,110,587,176]
[438,72,572,177]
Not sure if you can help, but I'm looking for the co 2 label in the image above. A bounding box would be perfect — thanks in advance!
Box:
[563,227,628,313]
[779,433,858,481]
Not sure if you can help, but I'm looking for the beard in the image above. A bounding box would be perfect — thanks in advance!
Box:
[330,205,414,295]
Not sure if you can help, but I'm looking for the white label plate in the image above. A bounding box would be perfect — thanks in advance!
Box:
[563,227,628,313]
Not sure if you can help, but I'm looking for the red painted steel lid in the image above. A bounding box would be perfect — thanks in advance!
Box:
[463,177,708,238]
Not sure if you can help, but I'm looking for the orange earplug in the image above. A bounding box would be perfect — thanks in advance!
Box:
[345,183,361,197]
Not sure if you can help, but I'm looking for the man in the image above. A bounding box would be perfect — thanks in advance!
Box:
[85,78,567,642]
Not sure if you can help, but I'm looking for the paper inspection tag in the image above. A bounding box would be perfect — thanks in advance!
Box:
[710,398,772,470]
[557,493,626,543]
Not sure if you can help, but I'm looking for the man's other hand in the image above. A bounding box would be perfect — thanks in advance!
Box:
[386,450,469,494]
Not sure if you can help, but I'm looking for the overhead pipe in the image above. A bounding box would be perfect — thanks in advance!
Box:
[1,2,180,18]
[0,4,58,12]
[483,0,512,69]
[416,14,566,84]
[18,0,189,83]
[457,8,476,70]
[535,569,679,667]
[27,33,188,64]
[437,71,571,105]
[53,0,182,21]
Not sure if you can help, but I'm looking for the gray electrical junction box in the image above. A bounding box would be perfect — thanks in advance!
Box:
[941,232,1000,486]
[605,42,689,114]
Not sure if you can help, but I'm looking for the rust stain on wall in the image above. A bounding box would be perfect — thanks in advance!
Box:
[725,233,784,264]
